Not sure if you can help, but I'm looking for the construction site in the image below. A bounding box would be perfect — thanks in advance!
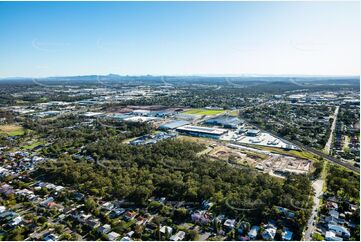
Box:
[200,143,311,178]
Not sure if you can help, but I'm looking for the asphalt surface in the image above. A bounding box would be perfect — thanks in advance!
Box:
[324,106,339,155]
[304,179,324,240]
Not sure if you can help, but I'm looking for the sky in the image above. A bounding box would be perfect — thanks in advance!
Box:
[0,1,359,77]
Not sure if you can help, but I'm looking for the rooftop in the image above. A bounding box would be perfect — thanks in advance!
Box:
[176,125,228,135]
[160,120,190,129]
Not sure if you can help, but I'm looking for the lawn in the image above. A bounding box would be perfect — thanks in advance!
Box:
[0,124,25,136]
[343,136,350,152]
[21,140,45,150]
[177,135,214,144]
[182,108,227,116]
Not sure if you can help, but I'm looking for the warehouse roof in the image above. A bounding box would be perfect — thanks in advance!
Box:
[176,125,228,135]
[160,120,190,129]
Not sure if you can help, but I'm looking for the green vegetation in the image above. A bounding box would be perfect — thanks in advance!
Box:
[312,233,324,241]
[182,108,226,116]
[326,165,360,203]
[34,137,312,238]
[342,136,350,152]
[23,114,153,158]
[320,164,360,240]
[0,124,25,136]
[21,140,45,150]
[244,144,321,162]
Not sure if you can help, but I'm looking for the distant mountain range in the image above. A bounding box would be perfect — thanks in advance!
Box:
[0,74,359,87]
[1,73,358,81]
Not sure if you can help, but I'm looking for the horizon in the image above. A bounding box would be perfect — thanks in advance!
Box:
[1,73,360,80]
[0,1,360,77]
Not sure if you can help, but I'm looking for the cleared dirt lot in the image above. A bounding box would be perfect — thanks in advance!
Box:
[208,145,267,166]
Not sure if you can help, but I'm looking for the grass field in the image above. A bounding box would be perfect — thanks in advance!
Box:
[0,124,25,136]
[177,135,214,144]
[21,140,45,150]
[182,108,227,116]
[343,136,350,152]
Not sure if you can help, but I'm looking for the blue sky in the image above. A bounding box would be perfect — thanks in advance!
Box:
[0,1,359,77]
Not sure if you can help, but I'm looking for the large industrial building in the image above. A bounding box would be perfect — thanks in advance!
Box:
[203,115,243,129]
[176,125,228,139]
[159,120,190,130]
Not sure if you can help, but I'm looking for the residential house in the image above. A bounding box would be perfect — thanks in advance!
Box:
[160,226,173,235]
[98,224,111,234]
[325,231,343,241]
[120,236,131,241]
[191,210,211,225]
[9,216,22,227]
[328,224,350,238]
[0,206,6,213]
[15,189,34,200]
[224,219,236,230]
[248,226,260,240]
[136,216,146,225]
[0,211,18,221]
[72,192,85,201]
[282,228,293,241]
[276,206,295,219]
[0,184,14,196]
[349,204,358,212]
[170,231,186,241]
[126,231,135,238]
[262,223,277,240]
[124,211,137,221]
[85,218,101,229]
[329,209,340,219]
[44,233,59,241]
[107,231,120,241]
[101,202,114,211]
[326,201,339,210]
[109,208,125,219]
[40,197,54,207]
[201,200,214,210]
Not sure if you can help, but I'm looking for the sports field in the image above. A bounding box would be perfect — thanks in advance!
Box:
[0,124,25,136]
[182,108,226,116]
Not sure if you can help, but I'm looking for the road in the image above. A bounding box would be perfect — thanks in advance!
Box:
[324,106,339,155]
[293,140,359,173]
[304,178,324,240]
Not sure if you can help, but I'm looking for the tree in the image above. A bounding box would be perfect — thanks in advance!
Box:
[84,197,97,212]
[134,224,144,238]
[275,229,283,240]
[55,224,65,234]
[188,230,199,241]
[173,208,188,221]
[312,233,324,241]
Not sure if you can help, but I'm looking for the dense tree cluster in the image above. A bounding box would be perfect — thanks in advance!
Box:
[326,165,360,202]
[34,138,313,238]
[23,115,152,157]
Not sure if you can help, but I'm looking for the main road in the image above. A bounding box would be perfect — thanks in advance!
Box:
[303,178,324,240]
[324,106,339,155]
